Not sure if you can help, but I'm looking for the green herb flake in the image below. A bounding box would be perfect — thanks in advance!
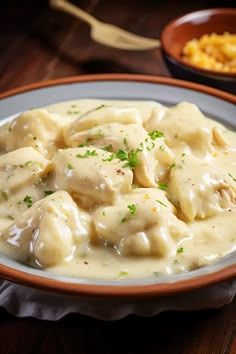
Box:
[121,217,127,223]
[43,190,54,196]
[78,138,92,148]
[67,163,74,169]
[122,149,140,169]
[118,270,128,278]
[116,149,129,161]
[95,104,106,111]
[97,129,104,137]
[156,199,167,207]
[21,194,33,208]
[159,145,166,151]
[76,150,98,158]
[228,172,236,182]
[170,163,176,169]
[67,110,81,115]
[177,247,184,254]
[148,130,164,140]
[127,204,137,217]
[102,144,112,151]
[102,210,106,216]
[158,182,168,191]
[102,153,116,162]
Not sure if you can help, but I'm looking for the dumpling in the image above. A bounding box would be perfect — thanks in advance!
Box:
[168,155,236,221]
[52,147,133,208]
[0,191,91,267]
[0,147,50,197]
[0,109,65,158]
[93,188,190,257]
[65,122,174,187]
[63,105,143,140]
[144,102,227,156]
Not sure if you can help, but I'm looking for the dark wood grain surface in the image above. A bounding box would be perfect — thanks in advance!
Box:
[0,1,236,353]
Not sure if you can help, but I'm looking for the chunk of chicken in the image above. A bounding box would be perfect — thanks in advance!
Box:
[168,155,236,221]
[0,109,65,158]
[145,102,228,156]
[0,191,91,266]
[65,122,174,187]
[52,147,133,208]
[63,106,143,140]
[0,147,50,197]
[94,188,190,257]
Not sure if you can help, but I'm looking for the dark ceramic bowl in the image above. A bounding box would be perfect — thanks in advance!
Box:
[161,8,236,94]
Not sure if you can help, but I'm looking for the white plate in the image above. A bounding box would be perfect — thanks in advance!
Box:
[0,74,235,320]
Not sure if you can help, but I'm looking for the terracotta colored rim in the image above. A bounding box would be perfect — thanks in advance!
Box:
[0,73,235,299]
[161,8,236,79]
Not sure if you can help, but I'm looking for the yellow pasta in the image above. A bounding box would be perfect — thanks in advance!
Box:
[182,32,236,73]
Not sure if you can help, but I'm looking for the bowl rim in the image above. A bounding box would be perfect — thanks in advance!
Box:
[0,73,235,299]
[161,7,236,79]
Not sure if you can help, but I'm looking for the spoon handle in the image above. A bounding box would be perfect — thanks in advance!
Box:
[49,0,99,27]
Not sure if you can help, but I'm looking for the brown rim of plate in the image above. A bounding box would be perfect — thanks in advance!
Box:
[0,73,235,299]
[161,8,236,79]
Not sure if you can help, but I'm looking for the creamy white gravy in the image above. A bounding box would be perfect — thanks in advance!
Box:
[0,99,235,280]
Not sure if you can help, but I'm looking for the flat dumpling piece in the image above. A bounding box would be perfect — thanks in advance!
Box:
[94,188,190,257]
[144,102,227,156]
[168,155,236,221]
[63,105,143,140]
[65,122,174,187]
[52,147,133,208]
[0,109,64,158]
[1,191,91,266]
[0,147,50,196]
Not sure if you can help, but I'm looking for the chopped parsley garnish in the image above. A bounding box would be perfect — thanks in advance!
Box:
[76,150,98,158]
[95,104,105,110]
[177,247,184,254]
[121,217,127,223]
[97,129,104,136]
[132,184,140,189]
[17,194,33,208]
[78,138,92,147]
[156,199,167,207]
[118,271,128,278]
[103,148,140,169]
[67,110,80,115]
[116,149,129,161]
[170,163,176,169]
[158,182,168,190]
[148,130,164,140]
[43,190,54,196]
[122,150,140,169]
[67,163,74,169]
[159,145,166,151]
[228,172,236,182]
[127,204,137,217]
[102,144,112,151]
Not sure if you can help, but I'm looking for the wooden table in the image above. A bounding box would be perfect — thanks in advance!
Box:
[0,1,235,353]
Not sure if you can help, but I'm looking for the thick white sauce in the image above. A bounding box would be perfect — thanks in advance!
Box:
[0,99,235,280]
